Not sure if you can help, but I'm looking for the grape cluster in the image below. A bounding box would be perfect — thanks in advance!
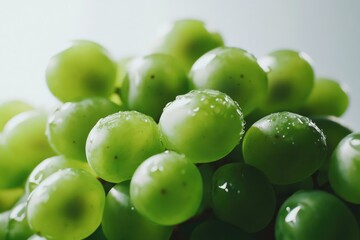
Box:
[0,19,359,240]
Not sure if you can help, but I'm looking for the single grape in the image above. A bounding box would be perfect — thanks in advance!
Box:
[152,19,223,71]
[276,190,359,240]
[329,132,360,203]
[46,40,117,102]
[258,49,315,113]
[159,89,245,163]
[0,100,33,131]
[27,168,105,240]
[86,111,164,183]
[212,163,276,233]
[189,46,268,116]
[242,111,327,184]
[25,155,94,193]
[300,77,349,117]
[46,97,120,160]
[102,181,173,240]
[121,53,189,120]
[130,151,203,226]
[1,110,56,185]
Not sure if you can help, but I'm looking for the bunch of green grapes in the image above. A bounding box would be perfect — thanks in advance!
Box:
[0,19,358,240]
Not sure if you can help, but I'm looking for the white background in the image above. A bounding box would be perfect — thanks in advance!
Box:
[0,0,359,129]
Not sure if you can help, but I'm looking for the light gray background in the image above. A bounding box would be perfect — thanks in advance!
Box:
[1,0,359,129]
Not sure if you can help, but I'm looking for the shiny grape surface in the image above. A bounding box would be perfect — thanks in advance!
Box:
[159,89,245,163]
[0,18,358,240]
[130,151,203,225]
[243,111,327,184]
[86,111,164,183]
[189,46,268,116]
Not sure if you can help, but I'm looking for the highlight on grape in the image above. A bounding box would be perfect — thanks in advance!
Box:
[0,19,358,240]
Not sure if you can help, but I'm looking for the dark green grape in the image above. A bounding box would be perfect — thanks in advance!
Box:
[130,151,202,226]
[25,155,94,193]
[0,100,33,131]
[152,19,223,71]
[276,190,359,240]
[27,168,105,240]
[212,163,276,233]
[86,111,164,183]
[329,132,360,203]
[243,111,327,184]
[300,77,349,117]
[121,53,189,120]
[46,40,117,102]
[46,97,120,160]
[190,219,255,240]
[258,49,315,113]
[189,46,268,116]
[102,181,172,240]
[159,89,245,163]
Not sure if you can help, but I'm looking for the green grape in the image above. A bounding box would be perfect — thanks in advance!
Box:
[27,168,105,240]
[152,19,223,71]
[46,97,120,160]
[84,226,107,240]
[0,188,23,212]
[7,201,34,240]
[300,77,349,117]
[159,89,245,163]
[46,40,117,102]
[190,219,255,240]
[86,111,164,183]
[26,155,94,194]
[0,100,33,131]
[276,190,359,240]
[102,181,173,240]
[211,163,276,233]
[329,132,360,203]
[189,47,268,116]
[130,151,203,226]
[2,110,56,182]
[242,111,327,185]
[121,53,189,120]
[258,49,315,113]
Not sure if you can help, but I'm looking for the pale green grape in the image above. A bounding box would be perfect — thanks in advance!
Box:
[130,151,202,225]
[121,53,189,120]
[189,46,268,116]
[26,155,94,194]
[46,97,120,160]
[46,40,117,102]
[152,19,223,71]
[27,168,105,240]
[86,111,164,183]
[159,89,245,163]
